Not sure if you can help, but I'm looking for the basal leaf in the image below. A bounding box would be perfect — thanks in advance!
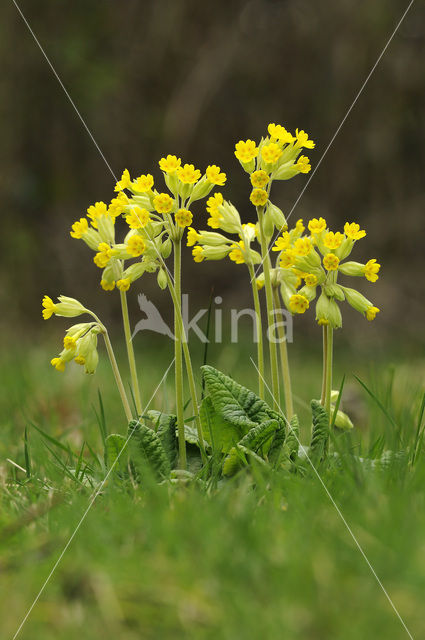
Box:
[145,410,178,468]
[128,420,171,480]
[105,434,128,473]
[310,400,329,463]
[223,420,279,476]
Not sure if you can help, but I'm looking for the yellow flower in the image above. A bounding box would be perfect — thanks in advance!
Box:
[324,231,344,250]
[295,129,315,149]
[116,278,131,291]
[126,207,151,229]
[132,174,154,192]
[127,235,146,257]
[295,155,311,173]
[70,218,89,239]
[279,249,296,268]
[234,139,259,163]
[293,237,313,256]
[250,188,268,207]
[42,295,57,320]
[51,357,65,372]
[114,169,131,192]
[250,170,269,189]
[94,242,114,268]
[153,193,174,214]
[206,192,224,228]
[261,142,282,165]
[308,217,327,234]
[74,356,86,365]
[177,163,201,184]
[267,123,294,143]
[323,253,340,271]
[295,219,305,234]
[344,222,366,240]
[109,192,129,218]
[187,228,200,247]
[159,155,181,173]
[304,273,318,287]
[101,279,115,291]
[192,246,205,263]
[175,209,193,228]
[229,241,246,264]
[289,294,310,314]
[366,306,380,321]
[87,201,108,228]
[364,259,380,282]
[206,165,227,186]
[63,336,76,350]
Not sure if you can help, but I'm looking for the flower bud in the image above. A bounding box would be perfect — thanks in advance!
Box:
[323,283,345,301]
[190,175,215,202]
[341,286,372,313]
[338,261,365,277]
[55,296,88,318]
[76,330,99,374]
[267,202,287,230]
[217,201,242,234]
[160,238,172,258]
[157,268,168,290]
[262,206,274,240]
[122,262,147,283]
[297,284,317,302]
[273,161,299,181]
[332,407,354,431]
[315,292,342,329]
[130,194,153,210]
[97,215,115,244]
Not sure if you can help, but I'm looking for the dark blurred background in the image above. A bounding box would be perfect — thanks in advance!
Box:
[1,0,424,351]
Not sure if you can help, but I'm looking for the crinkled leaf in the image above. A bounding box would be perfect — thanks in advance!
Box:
[200,395,242,453]
[105,434,128,473]
[223,420,278,476]
[145,410,178,468]
[223,444,269,477]
[128,419,171,480]
[310,400,329,463]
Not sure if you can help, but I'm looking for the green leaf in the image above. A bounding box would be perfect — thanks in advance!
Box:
[310,400,329,463]
[199,395,242,453]
[223,420,278,476]
[128,420,171,481]
[145,410,178,468]
[202,365,284,427]
[286,414,300,461]
[105,434,128,473]
[223,445,268,477]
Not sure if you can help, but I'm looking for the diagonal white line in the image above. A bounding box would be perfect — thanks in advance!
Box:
[253,0,416,281]
[11,358,175,640]
[249,357,414,639]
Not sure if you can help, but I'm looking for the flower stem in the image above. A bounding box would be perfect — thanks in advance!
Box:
[257,207,280,410]
[102,329,133,423]
[324,324,333,422]
[247,262,265,400]
[173,240,187,470]
[320,325,327,405]
[272,286,293,419]
[119,290,143,416]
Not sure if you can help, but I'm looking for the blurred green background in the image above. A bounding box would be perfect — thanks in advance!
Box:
[0,0,424,347]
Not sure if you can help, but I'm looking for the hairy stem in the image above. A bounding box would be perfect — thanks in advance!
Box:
[247,262,265,400]
[324,324,333,423]
[120,290,142,416]
[173,240,187,469]
[320,325,327,405]
[102,329,133,422]
[272,286,293,419]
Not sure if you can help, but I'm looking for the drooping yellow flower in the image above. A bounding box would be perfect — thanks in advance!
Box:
[126,207,150,229]
[324,231,344,250]
[70,218,89,239]
[87,201,108,228]
[186,228,200,247]
[51,357,65,372]
[250,170,269,189]
[228,241,246,264]
[63,336,76,350]
[234,139,259,163]
[177,163,201,184]
[42,295,57,320]
[132,174,154,192]
[344,222,366,240]
[272,232,291,252]
[308,217,327,234]
[295,155,311,173]
[127,235,146,257]
[192,246,205,263]
[94,242,115,268]
[295,129,315,149]
[175,209,193,228]
[279,249,296,268]
[206,165,227,186]
[366,306,380,321]
[74,355,86,365]
[101,279,115,291]
[364,259,380,282]
[304,273,318,287]
[114,169,131,192]
[159,155,181,173]
[261,142,282,165]
[323,253,340,271]
[109,192,129,218]
[267,123,294,143]
[153,193,174,214]
[295,219,305,234]
[206,192,224,228]
[116,278,131,291]
[289,294,310,314]
[250,188,268,207]
[293,237,313,256]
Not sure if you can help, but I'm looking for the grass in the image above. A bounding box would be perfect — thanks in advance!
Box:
[1,335,425,639]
